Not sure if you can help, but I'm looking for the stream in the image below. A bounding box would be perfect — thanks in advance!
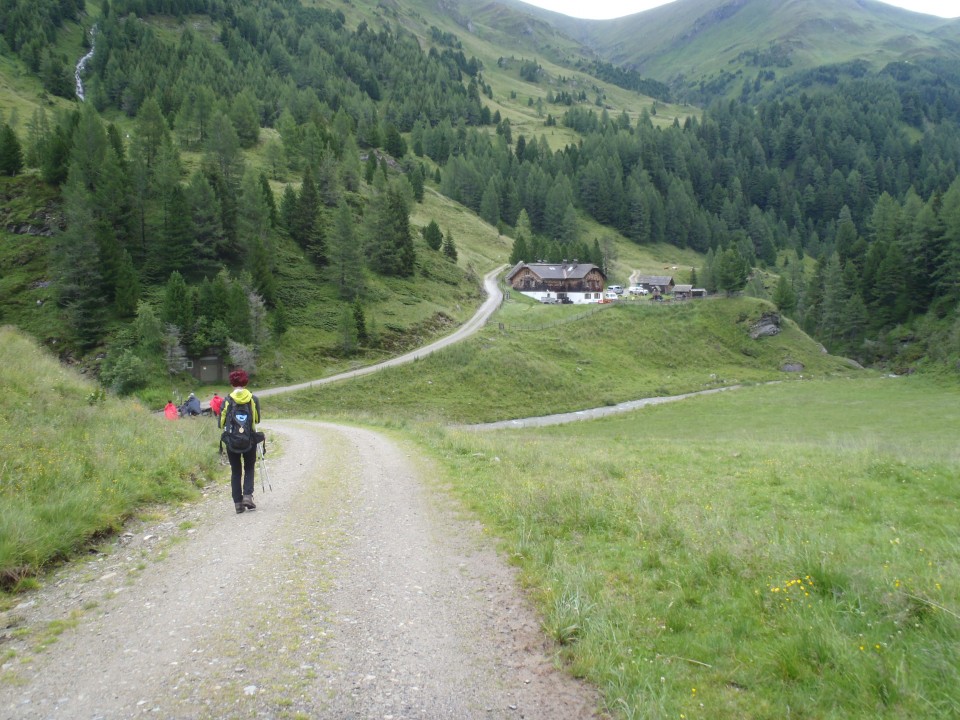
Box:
[75,27,96,101]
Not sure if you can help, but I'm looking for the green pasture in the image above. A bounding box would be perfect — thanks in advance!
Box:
[427,375,960,719]
[268,295,856,424]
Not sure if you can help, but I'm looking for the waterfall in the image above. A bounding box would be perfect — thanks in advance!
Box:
[75,27,96,101]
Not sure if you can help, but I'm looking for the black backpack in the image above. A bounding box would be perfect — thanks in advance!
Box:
[221,396,257,453]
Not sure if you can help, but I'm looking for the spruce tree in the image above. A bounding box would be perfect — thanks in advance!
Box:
[773,275,797,315]
[0,123,24,176]
[442,229,458,262]
[114,249,140,317]
[509,236,528,265]
[157,184,194,280]
[353,301,368,344]
[716,247,750,296]
[367,181,414,277]
[187,170,225,277]
[423,220,443,251]
[162,271,195,340]
[330,201,363,299]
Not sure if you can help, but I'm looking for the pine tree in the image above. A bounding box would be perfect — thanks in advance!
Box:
[237,168,271,266]
[249,238,277,307]
[442,229,458,262]
[230,90,260,148]
[225,281,252,344]
[187,170,225,277]
[366,181,414,277]
[114,249,140,318]
[407,162,425,202]
[772,274,797,314]
[423,220,443,251]
[480,178,500,227]
[206,111,244,189]
[162,271,195,340]
[0,123,24,176]
[716,247,750,296]
[156,184,194,280]
[817,255,847,350]
[338,304,358,355]
[353,301,368,344]
[509,236,528,265]
[329,201,364,298]
[131,97,168,170]
[364,152,378,184]
[55,175,108,350]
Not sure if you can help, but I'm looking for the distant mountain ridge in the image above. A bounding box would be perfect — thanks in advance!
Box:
[486,0,960,100]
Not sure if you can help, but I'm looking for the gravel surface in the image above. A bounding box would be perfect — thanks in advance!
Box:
[0,420,604,720]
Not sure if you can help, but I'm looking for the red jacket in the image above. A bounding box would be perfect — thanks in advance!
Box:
[210,394,223,417]
[164,402,178,420]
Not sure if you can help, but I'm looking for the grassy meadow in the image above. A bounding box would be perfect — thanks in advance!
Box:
[0,327,219,595]
[265,290,960,717]
[269,294,856,424]
[426,376,960,719]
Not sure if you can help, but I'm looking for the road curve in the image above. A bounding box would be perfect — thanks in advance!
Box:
[456,385,743,431]
[256,265,506,399]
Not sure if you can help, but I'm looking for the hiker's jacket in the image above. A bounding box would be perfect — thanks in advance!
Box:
[219,388,261,429]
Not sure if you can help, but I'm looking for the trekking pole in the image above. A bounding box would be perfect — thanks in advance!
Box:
[257,441,271,492]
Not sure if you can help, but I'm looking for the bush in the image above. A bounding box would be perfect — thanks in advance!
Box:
[99,348,149,395]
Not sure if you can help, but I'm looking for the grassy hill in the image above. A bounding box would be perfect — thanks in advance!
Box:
[268,294,857,424]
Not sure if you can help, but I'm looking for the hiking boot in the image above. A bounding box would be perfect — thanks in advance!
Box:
[235,502,245,514]
[242,494,256,510]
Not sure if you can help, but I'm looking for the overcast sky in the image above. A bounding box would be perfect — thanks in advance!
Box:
[519,0,958,20]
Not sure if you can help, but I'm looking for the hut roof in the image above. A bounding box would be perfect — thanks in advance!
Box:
[507,262,605,282]
[635,275,674,286]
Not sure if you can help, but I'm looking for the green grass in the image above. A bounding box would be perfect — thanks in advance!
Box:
[425,375,960,718]
[0,327,219,594]
[269,295,856,424]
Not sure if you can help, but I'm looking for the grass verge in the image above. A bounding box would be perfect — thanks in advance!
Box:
[0,327,219,595]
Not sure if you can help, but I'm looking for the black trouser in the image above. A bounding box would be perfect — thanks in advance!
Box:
[227,447,257,502]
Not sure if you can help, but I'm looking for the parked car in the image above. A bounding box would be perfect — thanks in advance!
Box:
[608,285,624,295]
[603,291,619,302]
[540,296,559,304]
[628,285,649,296]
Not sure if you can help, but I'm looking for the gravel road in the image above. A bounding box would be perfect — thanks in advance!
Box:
[0,420,604,720]
[256,266,506,400]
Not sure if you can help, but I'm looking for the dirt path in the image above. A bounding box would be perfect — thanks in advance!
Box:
[0,421,603,719]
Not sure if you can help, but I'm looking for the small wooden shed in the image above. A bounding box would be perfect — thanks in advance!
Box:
[634,275,675,294]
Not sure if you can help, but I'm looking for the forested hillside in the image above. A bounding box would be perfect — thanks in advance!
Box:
[1,0,959,391]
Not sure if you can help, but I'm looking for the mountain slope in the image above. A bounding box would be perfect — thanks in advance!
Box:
[496,0,960,99]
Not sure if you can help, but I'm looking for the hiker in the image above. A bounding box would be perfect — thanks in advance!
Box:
[219,369,262,514]
[182,392,202,417]
[209,391,223,421]
[164,400,178,420]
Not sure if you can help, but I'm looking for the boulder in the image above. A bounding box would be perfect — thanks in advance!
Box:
[750,311,781,339]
